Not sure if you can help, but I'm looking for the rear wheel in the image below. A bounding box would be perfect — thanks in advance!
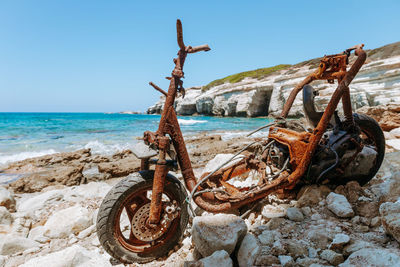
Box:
[351,113,385,185]
[96,171,189,264]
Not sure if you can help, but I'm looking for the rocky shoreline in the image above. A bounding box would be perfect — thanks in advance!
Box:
[0,114,400,266]
[148,42,400,118]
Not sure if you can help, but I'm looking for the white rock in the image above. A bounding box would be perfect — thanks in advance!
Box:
[379,201,400,243]
[286,207,304,222]
[77,225,95,239]
[43,205,93,238]
[339,248,400,267]
[0,207,13,225]
[258,230,279,245]
[279,255,294,267]
[343,240,376,256]
[18,190,63,218]
[390,127,400,138]
[20,244,112,267]
[320,249,344,265]
[192,214,247,257]
[0,186,16,211]
[326,193,354,218]
[199,250,233,267]
[387,139,400,150]
[329,233,350,250]
[28,225,50,243]
[0,235,40,256]
[0,255,6,266]
[262,204,287,218]
[237,234,260,267]
[202,154,243,175]
[62,182,111,202]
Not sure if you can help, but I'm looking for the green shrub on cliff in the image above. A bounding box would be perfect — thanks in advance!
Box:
[202,64,291,91]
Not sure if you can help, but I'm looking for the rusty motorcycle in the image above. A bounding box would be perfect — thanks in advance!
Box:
[96,20,385,263]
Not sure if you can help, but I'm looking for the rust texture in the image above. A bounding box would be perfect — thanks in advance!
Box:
[144,19,367,218]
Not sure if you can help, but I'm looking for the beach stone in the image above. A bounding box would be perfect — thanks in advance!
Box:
[254,254,280,266]
[326,193,354,218]
[356,198,379,218]
[295,257,321,267]
[77,225,95,239]
[20,244,111,267]
[266,217,285,230]
[343,240,376,256]
[370,216,381,227]
[43,205,92,238]
[0,235,40,255]
[17,190,63,219]
[0,186,16,211]
[28,226,49,243]
[271,239,287,256]
[0,207,13,225]
[339,248,400,267]
[192,214,247,257]
[257,230,279,245]
[286,207,304,222]
[10,165,85,193]
[279,255,295,267]
[379,201,400,243]
[198,250,232,267]
[296,185,331,207]
[320,249,344,265]
[307,229,330,249]
[329,233,350,250]
[285,239,308,258]
[237,234,260,267]
[97,153,140,177]
[262,204,286,218]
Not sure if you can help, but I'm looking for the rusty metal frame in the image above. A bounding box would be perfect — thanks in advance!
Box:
[143,19,367,219]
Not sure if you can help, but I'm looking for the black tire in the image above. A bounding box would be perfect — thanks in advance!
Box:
[96,170,189,264]
[351,113,385,185]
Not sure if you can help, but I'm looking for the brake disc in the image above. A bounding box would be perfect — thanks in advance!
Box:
[131,203,166,242]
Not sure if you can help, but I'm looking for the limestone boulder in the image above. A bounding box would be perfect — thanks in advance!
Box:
[237,233,261,267]
[379,201,400,243]
[20,244,111,267]
[326,192,354,218]
[199,250,233,267]
[43,205,93,238]
[339,248,400,267]
[192,214,247,257]
[0,207,13,225]
[0,186,16,211]
[0,235,40,256]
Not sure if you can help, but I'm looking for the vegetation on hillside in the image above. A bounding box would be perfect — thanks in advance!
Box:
[202,64,291,91]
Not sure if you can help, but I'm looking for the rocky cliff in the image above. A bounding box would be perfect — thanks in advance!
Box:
[147,42,400,117]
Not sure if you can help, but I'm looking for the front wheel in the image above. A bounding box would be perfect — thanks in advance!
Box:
[96,171,189,264]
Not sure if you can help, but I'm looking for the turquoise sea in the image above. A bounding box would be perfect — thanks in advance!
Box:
[0,113,272,166]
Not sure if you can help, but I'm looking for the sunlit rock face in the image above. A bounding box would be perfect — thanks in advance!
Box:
[148,42,400,117]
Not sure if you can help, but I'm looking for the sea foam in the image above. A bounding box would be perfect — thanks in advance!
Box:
[0,149,57,165]
[177,118,207,125]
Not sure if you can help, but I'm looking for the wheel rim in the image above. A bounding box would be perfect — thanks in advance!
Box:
[113,185,181,253]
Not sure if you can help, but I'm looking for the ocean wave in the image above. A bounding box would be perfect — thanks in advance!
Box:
[0,149,57,165]
[83,140,136,155]
[178,118,207,126]
[220,129,269,141]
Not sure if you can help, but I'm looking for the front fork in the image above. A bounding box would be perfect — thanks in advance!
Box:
[148,136,170,225]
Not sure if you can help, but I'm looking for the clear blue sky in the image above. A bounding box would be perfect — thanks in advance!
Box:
[1,0,399,112]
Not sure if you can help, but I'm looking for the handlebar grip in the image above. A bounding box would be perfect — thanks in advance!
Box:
[176,19,185,50]
[186,44,211,53]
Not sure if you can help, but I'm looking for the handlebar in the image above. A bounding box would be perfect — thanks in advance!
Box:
[176,19,210,53]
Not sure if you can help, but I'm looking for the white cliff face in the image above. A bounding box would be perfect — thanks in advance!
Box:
[148,42,400,117]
